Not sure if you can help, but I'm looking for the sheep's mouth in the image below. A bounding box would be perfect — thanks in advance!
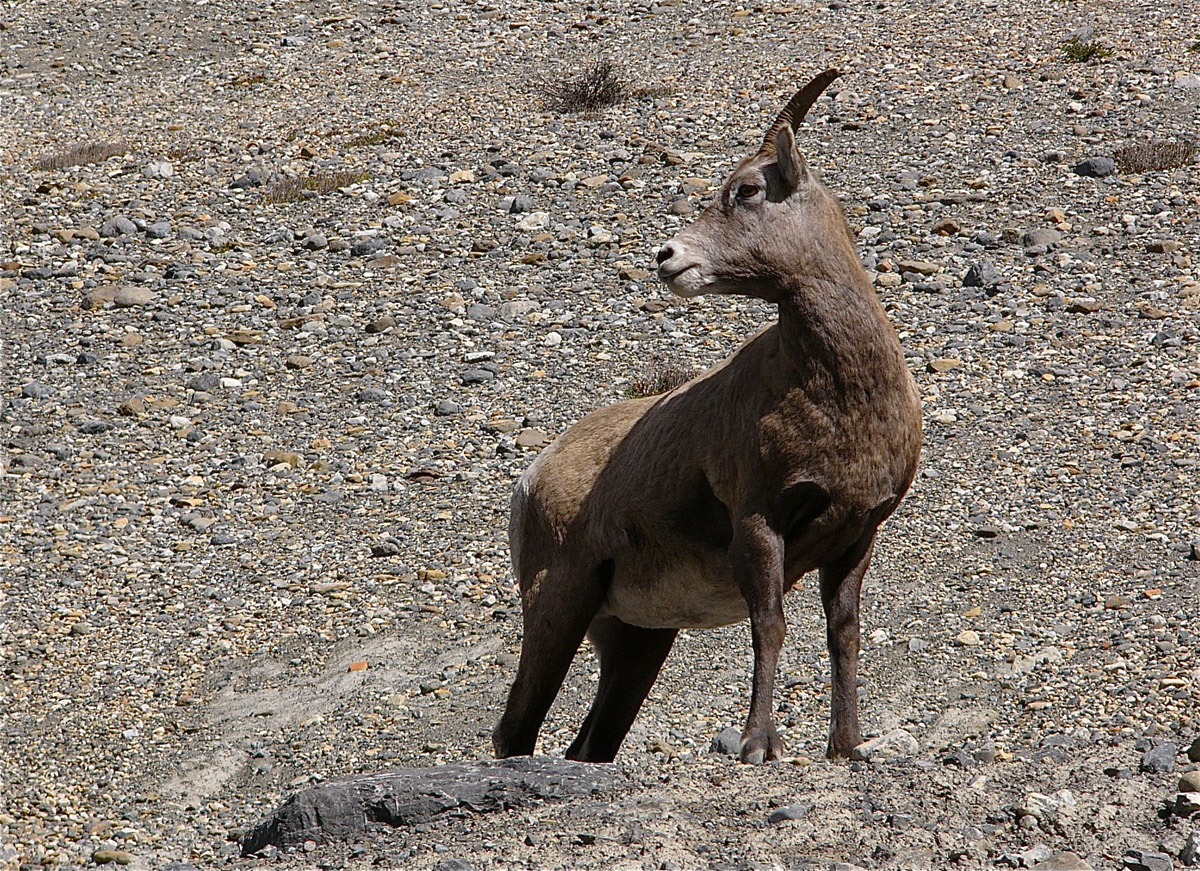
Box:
[657,263,698,284]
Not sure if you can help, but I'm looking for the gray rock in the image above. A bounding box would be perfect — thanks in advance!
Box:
[1188,737,1200,762]
[767,802,811,823]
[145,220,173,239]
[498,300,539,320]
[240,758,622,854]
[187,373,220,393]
[1022,228,1062,248]
[356,388,388,403]
[1123,849,1173,871]
[433,861,474,871]
[302,232,328,250]
[466,303,496,322]
[710,726,742,756]
[851,729,919,760]
[100,216,137,237]
[113,286,156,307]
[1075,157,1117,178]
[21,382,55,399]
[509,194,535,214]
[462,368,495,385]
[351,237,387,257]
[434,400,461,416]
[1142,742,1177,773]
[963,261,1004,288]
[1031,852,1095,870]
[1181,829,1200,866]
[231,168,263,188]
[78,420,115,434]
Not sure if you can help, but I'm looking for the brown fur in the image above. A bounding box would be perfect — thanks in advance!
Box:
[494,70,922,764]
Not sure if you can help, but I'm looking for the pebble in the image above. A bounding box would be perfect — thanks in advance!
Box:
[1181,830,1200,866]
[100,216,137,237]
[1189,738,1200,764]
[1142,742,1177,774]
[767,802,811,823]
[1075,157,1117,178]
[851,729,919,760]
[1021,790,1077,822]
[963,261,1004,288]
[1030,852,1094,871]
[92,850,134,865]
[710,727,742,756]
[1122,850,1174,871]
[113,286,156,307]
[461,368,495,384]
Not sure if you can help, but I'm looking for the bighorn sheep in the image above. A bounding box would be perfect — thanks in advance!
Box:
[493,70,922,764]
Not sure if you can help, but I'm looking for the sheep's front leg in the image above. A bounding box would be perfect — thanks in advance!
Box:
[732,513,786,764]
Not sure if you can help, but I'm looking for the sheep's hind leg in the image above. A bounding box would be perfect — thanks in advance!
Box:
[565,616,677,763]
[820,532,876,758]
[492,560,608,758]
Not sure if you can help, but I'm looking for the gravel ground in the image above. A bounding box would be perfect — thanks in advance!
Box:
[2,0,1200,869]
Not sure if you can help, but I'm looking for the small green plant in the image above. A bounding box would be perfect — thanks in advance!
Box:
[625,355,693,398]
[1190,40,1200,53]
[347,129,400,148]
[34,141,127,171]
[1114,139,1197,173]
[263,170,370,204]
[1061,36,1113,63]
[546,60,627,113]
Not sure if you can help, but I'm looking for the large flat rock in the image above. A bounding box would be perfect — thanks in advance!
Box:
[241,757,623,855]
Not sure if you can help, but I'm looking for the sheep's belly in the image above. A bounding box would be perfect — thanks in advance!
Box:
[599,561,749,630]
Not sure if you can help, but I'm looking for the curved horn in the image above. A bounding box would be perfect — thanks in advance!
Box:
[760,68,841,154]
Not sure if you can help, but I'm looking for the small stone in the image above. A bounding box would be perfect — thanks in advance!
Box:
[1003,75,1023,89]
[302,232,328,250]
[187,372,220,392]
[1188,737,1200,763]
[371,541,402,558]
[100,216,137,237]
[231,168,263,188]
[1142,742,1177,774]
[930,217,960,236]
[432,860,473,871]
[767,802,811,823]
[1180,829,1200,866]
[669,198,693,215]
[851,729,919,760]
[462,368,495,385]
[1075,157,1117,178]
[263,450,303,468]
[516,211,549,231]
[285,355,313,370]
[1030,852,1094,870]
[145,220,172,239]
[710,726,742,756]
[897,259,941,276]
[963,261,1003,287]
[78,420,115,434]
[1180,771,1200,793]
[92,850,134,865]
[1067,298,1102,314]
[357,387,388,403]
[1021,789,1077,822]
[118,397,145,416]
[1147,240,1182,254]
[1123,849,1174,871]
[434,400,461,416]
[515,428,548,448]
[1022,228,1062,248]
[21,382,55,399]
[954,629,981,646]
[113,286,156,307]
[365,314,397,333]
[1177,793,1200,817]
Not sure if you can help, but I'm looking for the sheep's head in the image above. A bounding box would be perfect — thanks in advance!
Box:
[656,69,852,303]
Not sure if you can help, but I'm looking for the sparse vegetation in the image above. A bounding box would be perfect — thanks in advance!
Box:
[1114,139,1198,173]
[263,170,370,204]
[625,355,694,398]
[1061,36,1113,62]
[1191,40,1200,53]
[347,128,401,148]
[34,141,127,171]
[545,60,627,113]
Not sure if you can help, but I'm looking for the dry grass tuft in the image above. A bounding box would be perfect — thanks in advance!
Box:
[1114,140,1198,174]
[263,170,370,204]
[34,141,127,171]
[1061,36,1113,63]
[546,60,628,113]
[625,355,694,398]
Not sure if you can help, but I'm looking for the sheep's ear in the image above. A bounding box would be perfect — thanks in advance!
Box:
[773,125,808,191]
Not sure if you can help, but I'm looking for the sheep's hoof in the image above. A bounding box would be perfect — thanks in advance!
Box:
[738,728,783,765]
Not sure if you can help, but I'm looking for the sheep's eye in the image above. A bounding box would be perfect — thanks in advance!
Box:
[735,183,761,201]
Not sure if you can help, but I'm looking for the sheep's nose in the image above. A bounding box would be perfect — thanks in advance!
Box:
[655,243,676,265]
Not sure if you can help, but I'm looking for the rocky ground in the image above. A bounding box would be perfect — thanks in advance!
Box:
[2,0,1200,869]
